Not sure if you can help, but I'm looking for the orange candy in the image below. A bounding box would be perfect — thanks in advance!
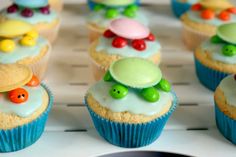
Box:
[191,3,202,11]
[201,9,215,20]
[8,88,28,104]
[218,11,231,21]
[26,75,40,87]
[227,7,236,14]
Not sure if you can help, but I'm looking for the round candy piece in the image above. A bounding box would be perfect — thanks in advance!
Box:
[201,9,215,20]
[222,45,236,56]
[0,64,32,92]
[13,0,48,8]
[110,84,128,99]
[93,0,135,6]
[0,20,32,38]
[112,37,128,48]
[8,88,28,104]
[26,75,40,87]
[105,9,119,19]
[7,4,19,13]
[155,79,171,92]
[109,57,162,88]
[218,11,231,21]
[21,8,34,17]
[141,87,159,102]
[20,35,36,46]
[217,23,236,44]
[0,39,15,53]
[210,35,223,44]
[132,39,146,51]
[109,18,150,40]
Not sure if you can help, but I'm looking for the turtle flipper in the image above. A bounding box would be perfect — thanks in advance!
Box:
[211,35,224,44]
[141,87,159,102]
[110,84,128,99]
[104,71,113,82]
[155,78,171,92]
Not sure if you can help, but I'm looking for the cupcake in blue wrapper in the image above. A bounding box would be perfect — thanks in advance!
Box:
[85,57,178,148]
[171,0,198,18]
[194,23,236,91]
[214,75,236,144]
[0,64,53,152]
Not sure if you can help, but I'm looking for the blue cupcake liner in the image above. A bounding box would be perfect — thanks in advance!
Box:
[87,0,140,10]
[194,58,229,91]
[171,0,192,18]
[85,92,178,148]
[215,102,236,144]
[0,84,54,153]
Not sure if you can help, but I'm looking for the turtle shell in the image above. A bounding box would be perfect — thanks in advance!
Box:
[0,20,33,38]
[0,64,32,92]
[109,18,150,40]
[109,58,162,89]
[93,0,135,6]
[199,0,233,10]
[217,23,236,44]
[13,0,48,8]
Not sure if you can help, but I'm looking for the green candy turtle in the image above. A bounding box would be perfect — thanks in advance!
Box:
[103,58,171,103]
[211,23,236,57]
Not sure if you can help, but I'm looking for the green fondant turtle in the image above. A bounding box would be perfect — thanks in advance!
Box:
[103,58,171,102]
[211,23,236,57]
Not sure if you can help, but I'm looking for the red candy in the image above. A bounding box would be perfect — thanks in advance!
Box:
[201,9,215,20]
[7,4,18,13]
[191,3,202,11]
[218,11,231,21]
[146,33,155,41]
[21,8,33,17]
[112,37,128,48]
[26,75,40,87]
[132,39,146,51]
[8,88,28,104]
[40,5,50,14]
[103,30,116,38]
[227,7,236,14]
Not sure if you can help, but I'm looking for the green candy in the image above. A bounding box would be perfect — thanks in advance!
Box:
[155,79,171,92]
[123,8,136,18]
[127,5,138,11]
[110,84,128,99]
[104,71,113,82]
[141,87,160,102]
[105,9,119,19]
[210,35,223,44]
[222,45,236,56]
[93,4,104,11]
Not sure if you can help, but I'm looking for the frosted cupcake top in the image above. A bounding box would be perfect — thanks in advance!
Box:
[185,0,236,26]
[199,23,236,64]
[87,58,174,116]
[218,75,236,107]
[87,3,148,28]
[1,0,58,24]
[0,64,47,118]
[0,20,49,64]
[95,18,161,59]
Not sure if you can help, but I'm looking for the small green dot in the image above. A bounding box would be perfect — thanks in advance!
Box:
[222,45,236,56]
[155,79,171,92]
[105,9,119,19]
[141,87,159,102]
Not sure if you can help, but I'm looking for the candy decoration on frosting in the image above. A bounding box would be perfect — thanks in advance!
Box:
[105,9,119,19]
[103,58,171,102]
[211,23,236,56]
[26,30,39,39]
[7,4,19,13]
[0,39,15,53]
[191,3,202,11]
[40,5,50,14]
[21,8,34,17]
[8,88,29,104]
[103,18,155,51]
[20,35,36,46]
[227,7,236,14]
[26,75,40,87]
[201,9,215,20]
[218,11,231,21]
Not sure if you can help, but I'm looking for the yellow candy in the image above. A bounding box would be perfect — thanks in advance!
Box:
[20,36,36,47]
[0,39,15,53]
[26,30,39,40]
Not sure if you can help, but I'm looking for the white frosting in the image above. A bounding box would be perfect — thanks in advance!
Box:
[88,80,173,116]
[219,75,236,107]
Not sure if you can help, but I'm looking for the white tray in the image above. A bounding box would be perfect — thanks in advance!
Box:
[1,1,236,157]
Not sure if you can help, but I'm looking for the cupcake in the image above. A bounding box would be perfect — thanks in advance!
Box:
[49,0,63,12]
[87,0,141,10]
[87,0,148,42]
[85,57,177,148]
[90,18,161,80]
[0,0,60,43]
[171,0,199,18]
[181,0,236,50]
[0,20,51,81]
[194,23,236,91]
[0,64,53,152]
[215,75,236,144]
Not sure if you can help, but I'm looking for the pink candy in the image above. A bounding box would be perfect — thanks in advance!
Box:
[109,18,150,40]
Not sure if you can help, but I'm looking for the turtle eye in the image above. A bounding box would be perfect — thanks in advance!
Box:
[8,88,29,104]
